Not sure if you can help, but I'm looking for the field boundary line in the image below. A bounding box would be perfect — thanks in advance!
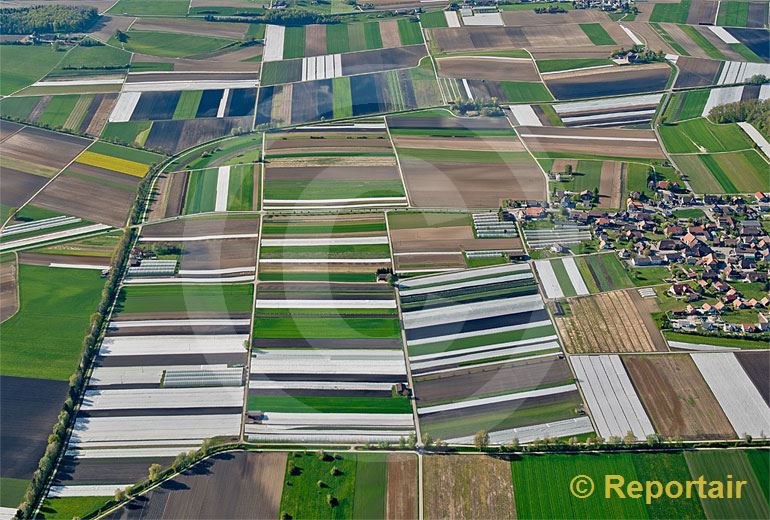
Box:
[0,252,22,324]
[384,117,413,207]
[241,212,263,441]
[505,114,550,204]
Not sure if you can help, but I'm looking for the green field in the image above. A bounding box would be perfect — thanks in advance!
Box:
[685,450,769,519]
[280,452,357,520]
[36,95,79,128]
[408,324,555,357]
[173,90,203,119]
[262,220,385,235]
[649,0,692,23]
[498,81,553,103]
[247,395,411,413]
[0,45,65,95]
[0,265,104,380]
[88,141,162,165]
[420,10,449,28]
[111,30,235,58]
[332,76,353,119]
[550,258,577,297]
[674,150,768,194]
[184,168,218,214]
[353,454,388,520]
[398,19,424,46]
[550,159,603,193]
[101,121,153,147]
[116,284,253,314]
[536,59,614,73]
[54,44,131,72]
[260,60,302,86]
[364,21,383,49]
[261,244,390,259]
[284,26,307,58]
[327,23,350,54]
[108,0,189,15]
[258,271,376,283]
[717,1,752,27]
[226,164,256,211]
[0,96,40,120]
[0,477,28,509]
[665,90,708,122]
[387,211,470,230]
[649,23,690,56]
[678,25,726,60]
[511,451,706,519]
[658,118,754,154]
[38,496,113,520]
[253,316,400,339]
[579,23,616,45]
[577,253,633,293]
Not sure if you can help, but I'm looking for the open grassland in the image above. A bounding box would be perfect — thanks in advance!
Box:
[248,395,411,414]
[664,90,708,122]
[37,95,79,128]
[354,454,388,520]
[116,284,253,314]
[54,44,131,72]
[424,456,516,520]
[685,450,770,519]
[109,0,189,15]
[111,30,235,58]
[100,121,153,148]
[674,150,768,194]
[0,45,64,95]
[0,265,103,380]
[579,23,616,45]
[659,118,754,154]
[511,451,704,519]
[38,496,111,520]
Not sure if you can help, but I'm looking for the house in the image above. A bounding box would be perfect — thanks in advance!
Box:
[669,283,695,297]
[712,281,730,292]
[524,207,546,219]
[664,225,685,236]
[754,192,769,203]
[713,301,725,313]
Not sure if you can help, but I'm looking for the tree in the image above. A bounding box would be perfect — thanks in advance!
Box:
[406,432,417,449]
[114,488,126,502]
[115,29,128,43]
[623,431,637,445]
[474,430,490,450]
[148,463,163,482]
[564,163,573,176]
[422,433,433,448]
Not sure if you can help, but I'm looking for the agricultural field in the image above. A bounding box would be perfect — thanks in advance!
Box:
[181,164,259,214]
[1,93,119,136]
[554,289,667,353]
[389,115,547,207]
[398,264,592,444]
[262,121,407,210]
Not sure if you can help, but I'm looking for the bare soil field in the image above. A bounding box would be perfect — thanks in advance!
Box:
[31,174,133,227]
[2,126,91,176]
[141,216,259,238]
[268,155,396,168]
[132,54,257,72]
[162,170,189,219]
[144,116,253,155]
[108,451,286,519]
[599,161,624,209]
[625,22,675,54]
[1,376,69,479]
[0,258,18,323]
[131,17,249,39]
[423,455,516,520]
[0,168,48,207]
[502,10,608,26]
[266,165,400,181]
[394,135,525,152]
[380,19,402,48]
[394,253,467,271]
[342,45,427,76]
[387,116,511,131]
[88,15,135,42]
[624,355,736,440]
[674,57,722,88]
[124,72,258,84]
[305,24,327,56]
[0,120,24,142]
[687,0,718,25]
[556,290,667,353]
[437,56,539,82]
[735,352,770,406]
[18,252,111,268]
[518,126,665,159]
[696,26,744,60]
[179,238,257,270]
[386,453,418,520]
[415,357,571,405]
[523,24,594,48]
[82,93,118,136]
[544,63,671,100]
[391,225,522,254]
[660,23,712,59]
[190,0,269,6]
[398,159,545,208]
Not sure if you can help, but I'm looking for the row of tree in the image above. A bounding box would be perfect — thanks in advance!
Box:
[708,97,770,138]
[0,6,98,35]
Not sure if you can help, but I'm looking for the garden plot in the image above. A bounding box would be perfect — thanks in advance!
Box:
[398,264,588,443]
[0,126,92,208]
[259,214,390,283]
[519,126,666,160]
[543,63,671,100]
[691,353,770,438]
[26,142,164,228]
[623,355,736,440]
[552,93,664,128]
[388,211,523,273]
[262,124,407,210]
[389,116,546,207]
[247,283,414,443]
[0,93,118,136]
[534,257,589,299]
[523,224,592,249]
[570,354,656,440]
[556,290,668,353]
